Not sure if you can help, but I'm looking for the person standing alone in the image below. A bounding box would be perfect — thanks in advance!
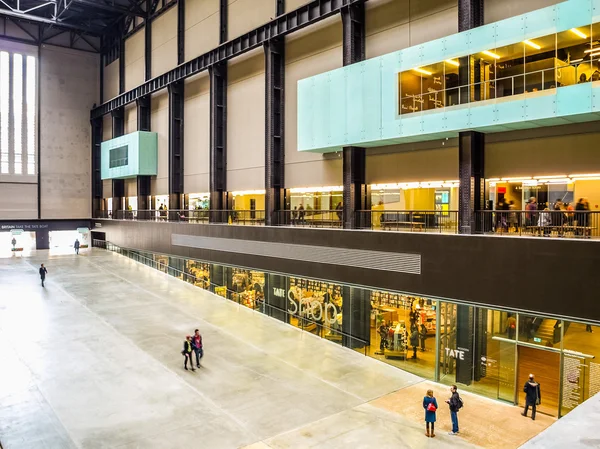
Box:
[522,374,541,420]
[39,263,48,287]
[74,239,80,255]
[192,329,203,368]
[446,385,462,435]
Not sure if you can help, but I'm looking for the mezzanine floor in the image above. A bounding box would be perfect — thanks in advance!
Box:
[0,249,554,449]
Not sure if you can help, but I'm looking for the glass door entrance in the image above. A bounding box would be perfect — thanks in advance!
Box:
[517,345,560,417]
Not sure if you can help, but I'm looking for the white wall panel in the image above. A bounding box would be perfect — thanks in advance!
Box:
[103,60,119,101]
[228,0,273,39]
[152,7,177,76]
[151,92,169,195]
[185,0,220,61]
[125,29,145,91]
[184,74,210,193]
[125,104,137,134]
[0,184,37,219]
[485,0,563,24]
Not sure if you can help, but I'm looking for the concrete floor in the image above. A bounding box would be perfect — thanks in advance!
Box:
[0,249,550,449]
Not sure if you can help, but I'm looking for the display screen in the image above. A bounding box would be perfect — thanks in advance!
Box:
[109,145,128,168]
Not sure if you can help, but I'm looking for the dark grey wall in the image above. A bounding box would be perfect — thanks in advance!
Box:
[94,220,600,323]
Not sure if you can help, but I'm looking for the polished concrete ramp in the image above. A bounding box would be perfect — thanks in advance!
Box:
[0,250,546,449]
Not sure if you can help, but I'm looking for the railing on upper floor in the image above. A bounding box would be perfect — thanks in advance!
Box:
[475,210,599,239]
[97,209,266,225]
[355,210,459,233]
[272,209,343,228]
[92,239,368,352]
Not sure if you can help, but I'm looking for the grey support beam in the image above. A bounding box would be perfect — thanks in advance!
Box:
[91,117,103,217]
[137,95,152,214]
[264,38,285,226]
[219,0,227,44]
[276,0,285,16]
[91,0,368,119]
[168,81,184,213]
[119,34,125,94]
[111,107,125,216]
[209,63,228,222]
[177,0,185,65]
[145,0,152,81]
[341,2,366,229]
[458,0,485,234]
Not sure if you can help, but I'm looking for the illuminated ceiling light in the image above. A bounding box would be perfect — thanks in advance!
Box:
[524,40,541,50]
[589,51,600,58]
[230,189,266,196]
[571,58,584,63]
[569,173,600,178]
[571,28,588,39]
[501,177,532,181]
[482,50,500,59]
[583,47,600,53]
[413,68,432,76]
[444,59,460,67]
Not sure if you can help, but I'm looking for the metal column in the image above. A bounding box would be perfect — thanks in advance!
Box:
[137,95,151,214]
[276,0,284,16]
[177,0,185,65]
[458,0,485,234]
[209,62,228,222]
[341,3,367,229]
[111,107,125,216]
[168,81,184,213]
[145,0,152,81]
[119,34,125,94]
[91,117,103,217]
[264,38,285,226]
[459,131,485,234]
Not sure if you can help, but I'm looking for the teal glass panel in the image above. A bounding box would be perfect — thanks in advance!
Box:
[523,6,558,40]
[495,98,526,125]
[557,83,592,116]
[495,15,525,49]
[138,132,158,175]
[311,73,330,150]
[421,111,446,134]
[524,94,557,121]
[591,84,600,112]
[467,104,497,129]
[297,78,314,151]
[328,69,347,146]
[345,62,364,143]
[380,53,401,140]
[362,60,383,143]
[556,0,592,31]
[399,114,423,138]
[399,44,423,72]
[421,36,446,67]
[101,131,157,180]
[593,0,600,23]
[469,25,496,55]
[443,31,471,61]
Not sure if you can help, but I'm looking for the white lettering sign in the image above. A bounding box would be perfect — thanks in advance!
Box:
[445,347,466,360]
[288,289,338,325]
[273,288,285,298]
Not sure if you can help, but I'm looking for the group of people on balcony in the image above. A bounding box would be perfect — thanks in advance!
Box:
[494,197,591,237]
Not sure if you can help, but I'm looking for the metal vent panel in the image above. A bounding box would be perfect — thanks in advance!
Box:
[172,234,421,275]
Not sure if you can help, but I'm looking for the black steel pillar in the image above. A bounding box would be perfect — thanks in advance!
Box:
[342,286,371,349]
[168,81,184,214]
[458,0,485,234]
[459,131,485,234]
[264,38,285,226]
[209,62,228,222]
[341,3,366,229]
[177,0,185,65]
[111,107,125,217]
[91,117,103,217]
[145,0,152,81]
[276,0,284,16]
[137,96,151,214]
[119,35,125,94]
[219,0,227,43]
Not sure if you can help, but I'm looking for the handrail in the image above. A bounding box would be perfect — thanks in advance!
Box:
[93,239,368,348]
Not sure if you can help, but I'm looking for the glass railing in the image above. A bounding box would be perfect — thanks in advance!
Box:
[272,209,343,227]
[355,210,459,233]
[475,210,599,239]
[92,239,368,352]
[99,209,265,225]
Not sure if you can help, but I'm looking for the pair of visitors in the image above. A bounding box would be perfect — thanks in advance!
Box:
[422,385,463,438]
[182,329,203,371]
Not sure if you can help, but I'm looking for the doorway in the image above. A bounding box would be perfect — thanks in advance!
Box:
[517,345,560,417]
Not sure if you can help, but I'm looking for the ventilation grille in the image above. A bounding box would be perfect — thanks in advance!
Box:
[172,234,421,275]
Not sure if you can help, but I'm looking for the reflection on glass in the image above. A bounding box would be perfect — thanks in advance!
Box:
[400,70,423,114]
[518,314,563,348]
[524,34,557,93]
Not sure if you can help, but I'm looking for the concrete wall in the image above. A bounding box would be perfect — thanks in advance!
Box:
[124,104,137,134]
[152,7,177,77]
[484,0,564,24]
[228,0,274,39]
[40,45,99,219]
[151,92,169,196]
[184,73,210,193]
[227,52,265,191]
[125,29,145,92]
[185,0,220,61]
[103,60,119,101]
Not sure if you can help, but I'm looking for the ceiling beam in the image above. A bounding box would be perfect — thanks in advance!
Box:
[0,6,101,33]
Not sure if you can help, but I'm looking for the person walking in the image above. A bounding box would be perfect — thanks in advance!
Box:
[586,324,593,333]
[522,374,541,420]
[182,335,195,371]
[506,314,517,340]
[39,263,48,287]
[446,385,462,435]
[192,329,203,368]
[423,389,438,438]
[409,325,419,359]
[419,323,427,352]
[11,237,16,250]
[74,239,80,255]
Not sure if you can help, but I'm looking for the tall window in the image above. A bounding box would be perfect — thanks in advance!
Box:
[0,51,36,176]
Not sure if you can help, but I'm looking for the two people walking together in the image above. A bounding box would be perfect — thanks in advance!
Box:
[182,329,203,371]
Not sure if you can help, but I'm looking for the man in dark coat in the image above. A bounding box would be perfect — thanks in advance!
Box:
[522,374,541,420]
[182,336,195,371]
[39,264,48,287]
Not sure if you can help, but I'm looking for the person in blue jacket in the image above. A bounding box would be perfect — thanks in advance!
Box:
[423,389,438,438]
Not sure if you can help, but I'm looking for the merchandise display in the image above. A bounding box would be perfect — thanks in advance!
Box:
[288,277,343,337]
[185,260,210,289]
[215,286,227,298]
[232,269,265,309]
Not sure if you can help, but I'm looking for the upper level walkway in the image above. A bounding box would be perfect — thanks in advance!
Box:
[0,249,558,448]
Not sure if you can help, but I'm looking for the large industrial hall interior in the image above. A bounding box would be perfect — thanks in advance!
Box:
[0,0,599,448]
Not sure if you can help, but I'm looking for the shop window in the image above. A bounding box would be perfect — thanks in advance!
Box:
[231,268,265,310]
[185,260,210,290]
[557,25,592,86]
[399,70,423,114]
[524,34,557,93]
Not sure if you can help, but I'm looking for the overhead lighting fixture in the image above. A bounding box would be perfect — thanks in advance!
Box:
[482,50,500,59]
[589,51,600,58]
[584,47,600,53]
[413,68,432,76]
[569,173,600,178]
[445,59,460,67]
[571,28,588,39]
[524,40,541,50]
[571,58,584,63]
